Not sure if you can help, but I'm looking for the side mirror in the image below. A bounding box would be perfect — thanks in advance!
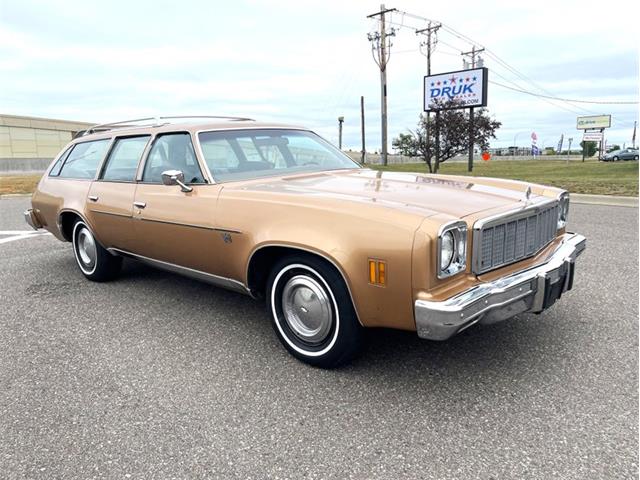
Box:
[161,169,193,193]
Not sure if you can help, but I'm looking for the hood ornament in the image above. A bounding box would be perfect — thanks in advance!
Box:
[525,186,532,202]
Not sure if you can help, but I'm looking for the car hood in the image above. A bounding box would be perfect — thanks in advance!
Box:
[231,168,548,219]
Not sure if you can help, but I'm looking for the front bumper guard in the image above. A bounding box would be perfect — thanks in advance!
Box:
[415,233,586,340]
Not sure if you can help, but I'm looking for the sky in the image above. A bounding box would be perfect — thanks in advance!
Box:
[1,0,638,151]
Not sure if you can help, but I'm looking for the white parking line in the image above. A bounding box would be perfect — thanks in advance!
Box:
[0,231,52,245]
[0,230,44,235]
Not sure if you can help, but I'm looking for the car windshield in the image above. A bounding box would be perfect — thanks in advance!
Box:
[198,129,360,182]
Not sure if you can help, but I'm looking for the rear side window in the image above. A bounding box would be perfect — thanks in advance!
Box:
[58,139,110,179]
[101,136,150,182]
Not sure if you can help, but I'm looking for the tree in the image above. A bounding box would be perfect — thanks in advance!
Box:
[392,99,501,173]
[580,141,597,157]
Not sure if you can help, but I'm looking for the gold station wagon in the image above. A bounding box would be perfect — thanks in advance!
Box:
[25,116,586,367]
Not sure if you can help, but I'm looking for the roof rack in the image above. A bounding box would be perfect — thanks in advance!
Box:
[79,115,255,137]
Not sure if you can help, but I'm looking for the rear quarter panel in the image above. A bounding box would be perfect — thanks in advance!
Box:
[32,176,92,241]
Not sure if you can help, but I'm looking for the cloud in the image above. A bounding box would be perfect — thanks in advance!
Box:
[0,0,638,149]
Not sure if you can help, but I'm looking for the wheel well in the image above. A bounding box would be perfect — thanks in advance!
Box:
[58,211,81,241]
[247,246,346,299]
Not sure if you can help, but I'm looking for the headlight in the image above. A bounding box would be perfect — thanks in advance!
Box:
[440,231,454,270]
[437,221,468,279]
[557,192,570,229]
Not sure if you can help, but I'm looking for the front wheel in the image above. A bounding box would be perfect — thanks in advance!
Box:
[613,156,619,161]
[267,255,362,368]
[72,219,122,281]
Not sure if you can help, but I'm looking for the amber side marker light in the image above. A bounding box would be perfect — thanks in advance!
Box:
[368,259,387,286]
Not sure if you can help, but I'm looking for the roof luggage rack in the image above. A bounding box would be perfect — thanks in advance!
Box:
[77,115,255,137]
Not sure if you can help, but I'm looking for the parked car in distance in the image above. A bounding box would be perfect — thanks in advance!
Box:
[601,148,639,161]
[25,116,586,368]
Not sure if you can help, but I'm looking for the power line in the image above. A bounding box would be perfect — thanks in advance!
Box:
[489,80,639,105]
[387,10,617,116]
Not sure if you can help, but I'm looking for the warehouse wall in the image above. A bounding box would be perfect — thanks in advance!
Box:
[0,115,93,174]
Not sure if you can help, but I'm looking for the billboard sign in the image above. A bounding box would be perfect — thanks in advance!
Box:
[576,115,611,130]
[424,67,488,111]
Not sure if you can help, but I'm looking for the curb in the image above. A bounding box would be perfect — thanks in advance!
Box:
[0,193,33,199]
[571,193,638,208]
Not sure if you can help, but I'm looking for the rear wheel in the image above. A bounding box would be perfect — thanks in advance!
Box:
[72,219,122,281]
[267,255,362,368]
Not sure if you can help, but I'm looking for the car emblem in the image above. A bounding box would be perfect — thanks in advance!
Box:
[221,232,233,244]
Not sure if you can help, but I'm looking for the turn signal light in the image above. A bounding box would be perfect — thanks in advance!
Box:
[368,259,387,286]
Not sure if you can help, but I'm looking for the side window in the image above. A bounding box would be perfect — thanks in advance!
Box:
[101,136,150,182]
[142,133,205,184]
[58,139,110,179]
[48,147,73,177]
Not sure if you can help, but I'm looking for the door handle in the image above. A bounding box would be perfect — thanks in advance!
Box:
[133,201,146,209]
[88,195,99,202]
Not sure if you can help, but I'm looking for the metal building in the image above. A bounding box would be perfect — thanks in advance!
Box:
[0,114,93,174]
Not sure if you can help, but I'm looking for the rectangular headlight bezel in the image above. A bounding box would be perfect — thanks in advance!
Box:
[557,191,570,230]
[437,220,468,279]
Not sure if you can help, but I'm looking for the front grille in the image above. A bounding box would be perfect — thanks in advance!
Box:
[473,201,559,274]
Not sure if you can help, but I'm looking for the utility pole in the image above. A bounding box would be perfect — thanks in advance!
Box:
[416,22,441,172]
[461,46,485,173]
[633,120,637,149]
[338,116,344,150]
[367,4,396,166]
[360,96,366,164]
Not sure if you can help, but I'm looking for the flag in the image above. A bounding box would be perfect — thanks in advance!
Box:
[557,134,564,153]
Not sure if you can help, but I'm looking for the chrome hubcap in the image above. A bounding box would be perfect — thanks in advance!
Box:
[77,227,96,266]
[281,275,333,343]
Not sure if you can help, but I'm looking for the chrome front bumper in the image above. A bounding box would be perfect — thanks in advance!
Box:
[415,233,586,340]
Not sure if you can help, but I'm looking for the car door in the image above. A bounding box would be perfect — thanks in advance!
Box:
[85,135,150,251]
[131,132,224,273]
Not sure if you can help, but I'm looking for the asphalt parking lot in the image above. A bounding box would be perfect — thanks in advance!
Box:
[1,196,638,479]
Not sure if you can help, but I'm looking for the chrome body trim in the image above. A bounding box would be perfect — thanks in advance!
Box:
[24,209,42,230]
[436,220,468,279]
[471,198,559,275]
[108,248,250,295]
[473,198,556,231]
[415,232,586,341]
[134,216,241,234]
[91,210,131,218]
